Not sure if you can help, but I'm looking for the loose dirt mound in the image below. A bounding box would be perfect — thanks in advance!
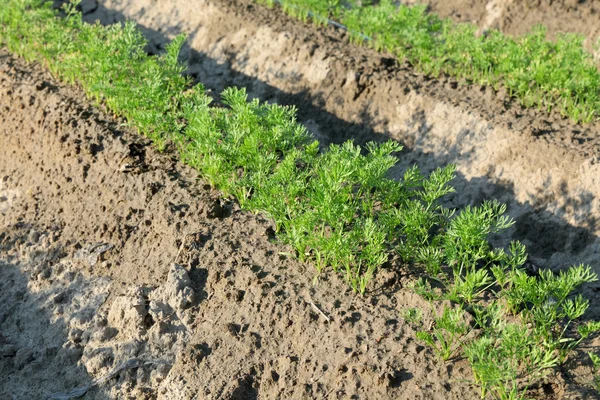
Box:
[0,53,506,399]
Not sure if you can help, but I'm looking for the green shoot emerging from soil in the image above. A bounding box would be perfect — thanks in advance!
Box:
[1,1,599,399]
[589,352,600,392]
[258,0,600,124]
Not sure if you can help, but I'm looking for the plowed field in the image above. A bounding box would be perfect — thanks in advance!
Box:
[2,1,600,399]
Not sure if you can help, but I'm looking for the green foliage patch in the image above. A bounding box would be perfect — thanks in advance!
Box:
[0,0,454,294]
[259,0,600,123]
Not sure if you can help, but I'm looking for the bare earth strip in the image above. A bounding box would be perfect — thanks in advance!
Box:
[85,0,600,295]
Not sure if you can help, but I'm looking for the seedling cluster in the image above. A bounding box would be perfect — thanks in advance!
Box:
[1,0,599,398]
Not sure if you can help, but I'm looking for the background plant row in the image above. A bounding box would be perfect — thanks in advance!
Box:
[259,0,600,124]
[1,1,599,398]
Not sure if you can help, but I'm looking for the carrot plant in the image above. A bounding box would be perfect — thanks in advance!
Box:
[2,1,600,398]
[259,0,600,123]
[405,193,600,398]
[0,0,455,294]
[258,0,342,26]
[416,306,469,361]
[179,89,456,292]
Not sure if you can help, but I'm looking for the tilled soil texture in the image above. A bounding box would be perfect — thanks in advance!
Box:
[84,0,600,302]
[402,0,600,57]
[3,2,600,400]
[0,53,504,399]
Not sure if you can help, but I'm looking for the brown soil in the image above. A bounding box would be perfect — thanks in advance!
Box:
[2,0,600,399]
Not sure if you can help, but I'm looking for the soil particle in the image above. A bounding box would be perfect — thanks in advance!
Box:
[150,263,195,313]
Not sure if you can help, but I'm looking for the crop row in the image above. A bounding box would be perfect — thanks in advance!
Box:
[259,0,600,124]
[1,1,599,398]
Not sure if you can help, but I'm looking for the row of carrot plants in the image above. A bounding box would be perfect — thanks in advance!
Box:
[259,0,600,124]
[1,1,599,397]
